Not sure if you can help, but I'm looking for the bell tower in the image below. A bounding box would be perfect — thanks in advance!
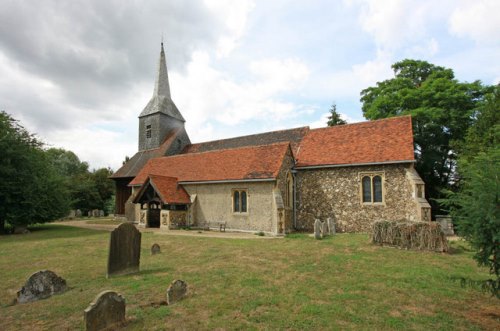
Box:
[138,42,185,151]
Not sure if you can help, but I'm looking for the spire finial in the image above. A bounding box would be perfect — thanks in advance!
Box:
[161,32,164,48]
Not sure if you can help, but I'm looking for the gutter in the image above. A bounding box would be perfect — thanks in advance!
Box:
[295,159,415,170]
[179,178,276,185]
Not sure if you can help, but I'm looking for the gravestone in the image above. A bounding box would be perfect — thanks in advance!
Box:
[321,221,328,238]
[107,223,141,278]
[327,217,336,235]
[76,209,82,217]
[166,280,188,305]
[99,210,105,217]
[84,291,125,331]
[68,210,76,220]
[314,219,321,240]
[93,209,100,217]
[88,211,92,217]
[17,270,67,304]
[151,243,161,255]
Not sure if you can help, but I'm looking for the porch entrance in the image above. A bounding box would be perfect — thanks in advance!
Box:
[147,201,161,228]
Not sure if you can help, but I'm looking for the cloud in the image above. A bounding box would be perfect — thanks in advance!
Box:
[448,0,500,45]
[173,52,311,139]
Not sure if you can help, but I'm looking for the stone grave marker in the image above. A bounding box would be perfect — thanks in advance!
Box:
[321,221,328,238]
[88,210,92,217]
[76,209,82,217]
[327,217,336,235]
[107,223,141,278]
[17,270,67,304]
[84,291,125,331]
[166,279,188,305]
[99,210,105,217]
[151,243,161,255]
[314,219,321,240]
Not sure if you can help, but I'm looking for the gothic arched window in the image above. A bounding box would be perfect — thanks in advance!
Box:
[233,189,248,213]
[360,173,384,204]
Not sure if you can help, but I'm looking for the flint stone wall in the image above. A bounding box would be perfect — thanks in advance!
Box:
[296,164,417,232]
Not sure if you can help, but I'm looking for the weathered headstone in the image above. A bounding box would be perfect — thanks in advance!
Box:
[13,226,30,234]
[84,291,126,331]
[327,217,336,235]
[107,223,141,278]
[17,270,67,304]
[166,280,188,305]
[88,211,92,217]
[76,209,82,217]
[93,209,100,217]
[314,219,322,240]
[151,243,161,255]
[99,210,105,217]
[68,210,76,220]
[321,221,328,238]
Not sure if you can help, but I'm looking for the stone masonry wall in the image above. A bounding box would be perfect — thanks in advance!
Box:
[184,181,276,233]
[275,147,295,232]
[295,164,417,232]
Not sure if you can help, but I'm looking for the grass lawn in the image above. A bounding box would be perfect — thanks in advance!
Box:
[0,225,498,330]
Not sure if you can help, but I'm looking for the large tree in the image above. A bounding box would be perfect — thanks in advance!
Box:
[0,112,69,233]
[360,59,491,214]
[445,85,500,297]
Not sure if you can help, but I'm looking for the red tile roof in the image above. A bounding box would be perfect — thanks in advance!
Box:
[110,127,184,179]
[295,116,415,167]
[129,142,290,186]
[148,175,190,204]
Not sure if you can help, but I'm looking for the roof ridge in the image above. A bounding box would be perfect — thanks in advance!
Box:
[309,115,412,132]
[188,126,310,147]
[168,141,291,158]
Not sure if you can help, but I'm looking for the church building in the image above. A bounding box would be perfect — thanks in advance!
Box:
[111,44,431,234]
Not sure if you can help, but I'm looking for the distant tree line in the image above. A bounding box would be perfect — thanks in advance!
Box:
[0,111,115,234]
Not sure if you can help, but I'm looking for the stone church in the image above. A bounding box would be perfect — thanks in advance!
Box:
[111,44,431,234]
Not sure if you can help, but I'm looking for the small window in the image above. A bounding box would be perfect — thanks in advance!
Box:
[233,189,248,213]
[360,173,384,204]
[146,125,152,138]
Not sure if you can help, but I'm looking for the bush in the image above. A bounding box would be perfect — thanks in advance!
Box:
[372,220,448,252]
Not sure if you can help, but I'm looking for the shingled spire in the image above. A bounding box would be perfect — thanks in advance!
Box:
[153,42,171,98]
[139,43,185,121]
[137,42,187,151]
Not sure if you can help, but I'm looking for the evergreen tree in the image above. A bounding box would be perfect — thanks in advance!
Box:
[326,103,347,126]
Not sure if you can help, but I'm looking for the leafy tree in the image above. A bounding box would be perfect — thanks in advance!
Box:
[0,111,69,233]
[46,148,89,178]
[326,103,347,126]
[445,86,500,297]
[360,59,491,214]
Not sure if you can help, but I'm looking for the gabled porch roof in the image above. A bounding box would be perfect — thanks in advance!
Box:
[132,175,190,205]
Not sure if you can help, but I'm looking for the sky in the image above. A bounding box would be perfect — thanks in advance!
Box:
[1,0,499,170]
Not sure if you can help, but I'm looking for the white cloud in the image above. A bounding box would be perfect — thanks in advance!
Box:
[172,52,310,140]
[449,0,500,45]
[309,111,359,129]
[204,0,256,57]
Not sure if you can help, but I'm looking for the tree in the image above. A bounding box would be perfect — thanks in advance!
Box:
[326,103,347,126]
[360,59,491,215]
[0,112,70,233]
[445,86,500,297]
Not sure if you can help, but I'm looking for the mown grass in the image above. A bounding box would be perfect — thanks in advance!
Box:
[0,224,498,330]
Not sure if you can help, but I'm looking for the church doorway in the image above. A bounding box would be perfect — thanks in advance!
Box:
[148,201,161,228]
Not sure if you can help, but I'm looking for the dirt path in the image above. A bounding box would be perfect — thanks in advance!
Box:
[54,220,280,240]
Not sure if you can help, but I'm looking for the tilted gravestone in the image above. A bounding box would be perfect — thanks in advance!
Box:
[151,243,161,255]
[107,223,141,278]
[17,270,67,304]
[314,219,322,240]
[84,291,126,331]
[166,279,188,305]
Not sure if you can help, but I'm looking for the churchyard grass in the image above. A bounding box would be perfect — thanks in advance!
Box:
[0,225,498,330]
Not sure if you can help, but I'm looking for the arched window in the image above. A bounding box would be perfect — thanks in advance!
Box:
[233,189,248,213]
[285,172,293,208]
[360,173,384,204]
[373,176,382,202]
[233,191,240,212]
[362,176,372,203]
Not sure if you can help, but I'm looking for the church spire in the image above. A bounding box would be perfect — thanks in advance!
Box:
[153,42,171,98]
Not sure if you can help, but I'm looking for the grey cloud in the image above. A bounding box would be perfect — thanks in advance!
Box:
[0,0,225,132]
